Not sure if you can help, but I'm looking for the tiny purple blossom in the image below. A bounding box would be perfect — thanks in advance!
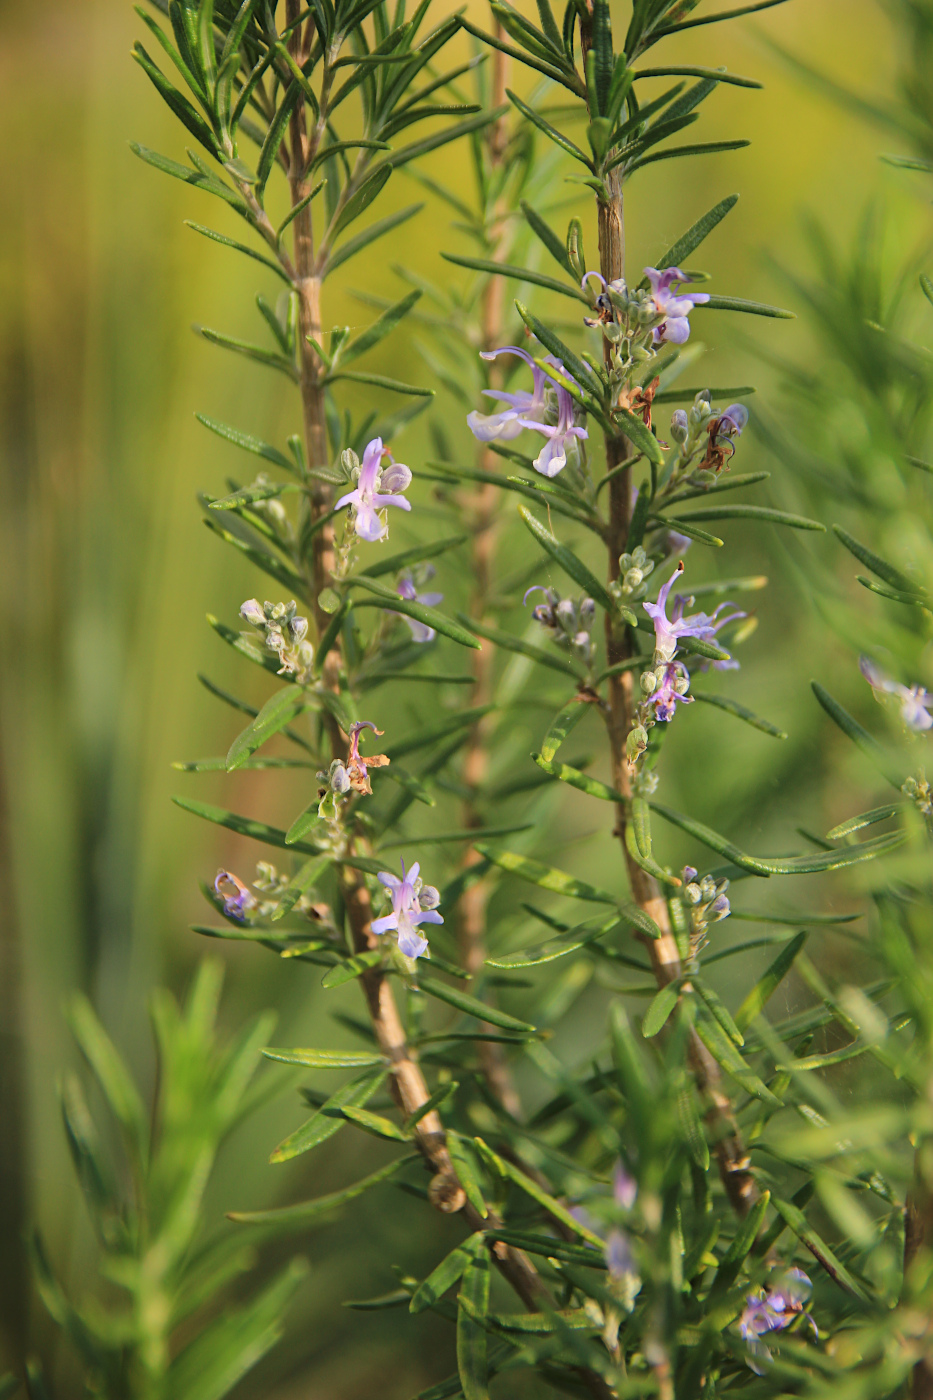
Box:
[643,562,744,663]
[214,870,256,923]
[860,656,933,732]
[613,1162,637,1211]
[651,660,694,722]
[373,859,444,960]
[644,266,710,345]
[397,567,443,643]
[467,346,552,442]
[336,437,412,542]
[739,1269,816,1373]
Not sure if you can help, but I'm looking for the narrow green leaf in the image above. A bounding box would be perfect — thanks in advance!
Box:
[639,195,739,284]
[697,294,795,319]
[226,684,307,771]
[261,1047,385,1068]
[506,87,592,167]
[670,503,824,530]
[518,506,615,613]
[228,1156,410,1231]
[441,251,585,301]
[692,691,787,739]
[825,803,902,841]
[195,413,296,472]
[380,824,532,848]
[184,221,291,282]
[486,1229,606,1269]
[268,1069,386,1162]
[514,302,603,396]
[68,996,148,1163]
[476,1142,604,1247]
[520,200,574,274]
[411,1237,479,1314]
[284,800,322,848]
[634,64,762,88]
[133,44,218,153]
[655,384,756,404]
[350,577,480,647]
[474,844,616,904]
[710,1191,771,1296]
[457,1240,491,1400]
[529,750,624,806]
[457,615,582,678]
[385,705,494,761]
[649,802,773,876]
[338,290,423,367]
[811,682,903,789]
[615,405,664,463]
[632,139,750,173]
[447,1133,488,1218]
[693,977,744,1046]
[325,203,423,277]
[540,699,590,763]
[429,458,598,529]
[734,932,807,1031]
[268,857,329,923]
[339,1105,411,1141]
[771,1196,869,1300]
[643,982,679,1037]
[406,1080,458,1130]
[383,107,507,170]
[202,516,308,595]
[648,513,723,546]
[172,795,321,855]
[418,975,536,1033]
[694,1018,780,1103]
[321,950,385,989]
[833,524,924,595]
[209,482,298,510]
[324,368,433,396]
[196,325,298,380]
[358,534,468,579]
[130,142,246,211]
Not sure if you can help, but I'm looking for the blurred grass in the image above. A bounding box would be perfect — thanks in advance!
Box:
[0,0,924,1393]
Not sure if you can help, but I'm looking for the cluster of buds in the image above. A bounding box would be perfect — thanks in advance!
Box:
[610,545,656,604]
[669,391,748,483]
[681,866,731,959]
[524,586,596,668]
[903,771,933,818]
[582,266,709,358]
[240,598,313,682]
[214,863,331,926]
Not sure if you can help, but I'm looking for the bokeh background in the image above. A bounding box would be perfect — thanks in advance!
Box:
[0,0,927,1394]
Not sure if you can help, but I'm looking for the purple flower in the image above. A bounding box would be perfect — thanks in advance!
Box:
[650,660,694,722]
[336,437,412,542]
[397,567,443,643]
[467,345,553,442]
[644,266,710,345]
[739,1269,816,1373]
[643,562,745,663]
[613,1162,637,1211]
[467,346,588,478]
[527,382,588,478]
[860,656,933,732]
[373,859,444,960]
[214,870,256,923]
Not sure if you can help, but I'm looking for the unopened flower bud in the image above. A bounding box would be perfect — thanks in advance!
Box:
[330,762,351,794]
[240,598,265,627]
[419,885,440,910]
[640,670,658,695]
[670,410,689,443]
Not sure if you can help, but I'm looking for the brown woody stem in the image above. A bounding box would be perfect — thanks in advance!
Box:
[596,172,756,1218]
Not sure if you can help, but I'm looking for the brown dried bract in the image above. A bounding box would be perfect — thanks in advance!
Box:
[618,375,659,430]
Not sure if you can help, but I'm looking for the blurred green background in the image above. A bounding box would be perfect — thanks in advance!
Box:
[0,0,927,1394]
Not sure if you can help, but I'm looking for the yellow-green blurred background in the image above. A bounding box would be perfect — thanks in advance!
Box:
[0,0,925,1394]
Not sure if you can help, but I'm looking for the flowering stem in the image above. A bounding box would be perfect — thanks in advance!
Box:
[595,176,757,1219]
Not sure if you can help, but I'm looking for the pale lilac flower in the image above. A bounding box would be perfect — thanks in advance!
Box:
[613,1162,637,1211]
[467,346,588,478]
[739,1269,816,1373]
[396,566,443,643]
[860,656,933,732]
[644,562,744,663]
[467,346,553,441]
[214,870,256,923]
[373,859,443,960]
[528,382,588,478]
[336,437,412,542]
[644,266,710,345]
